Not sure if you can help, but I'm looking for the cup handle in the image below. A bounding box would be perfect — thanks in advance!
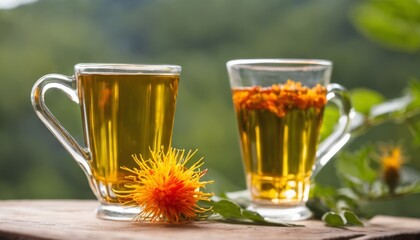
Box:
[31,74,91,175]
[312,83,353,178]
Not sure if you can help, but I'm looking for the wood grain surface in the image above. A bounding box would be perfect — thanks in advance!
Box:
[0,200,419,240]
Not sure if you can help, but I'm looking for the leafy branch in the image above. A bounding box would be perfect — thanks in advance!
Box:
[312,80,420,227]
[309,144,420,227]
[318,1,420,226]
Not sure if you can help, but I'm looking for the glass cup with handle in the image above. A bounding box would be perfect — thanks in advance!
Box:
[31,63,181,220]
[226,59,352,221]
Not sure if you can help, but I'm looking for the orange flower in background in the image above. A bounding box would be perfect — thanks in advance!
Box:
[232,79,327,118]
[114,148,213,223]
[380,145,405,193]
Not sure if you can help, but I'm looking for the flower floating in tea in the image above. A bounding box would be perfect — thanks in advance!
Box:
[114,148,213,223]
[380,145,405,194]
[232,79,327,118]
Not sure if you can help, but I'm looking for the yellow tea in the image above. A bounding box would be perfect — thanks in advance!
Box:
[232,80,327,206]
[78,73,179,203]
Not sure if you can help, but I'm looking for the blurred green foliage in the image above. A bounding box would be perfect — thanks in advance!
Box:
[0,0,420,218]
[352,0,420,52]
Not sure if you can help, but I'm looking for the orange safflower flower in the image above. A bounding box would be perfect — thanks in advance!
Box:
[380,145,405,193]
[232,80,327,118]
[114,148,213,223]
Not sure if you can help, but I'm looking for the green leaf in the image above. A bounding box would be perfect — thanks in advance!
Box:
[341,210,364,226]
[241,209,266,223]
[210,199,303,227]
[322,212,346,227]
[211,199,244,219]
[336,146,378,185]
[350,88,385,116]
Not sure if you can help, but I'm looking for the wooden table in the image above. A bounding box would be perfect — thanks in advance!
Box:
[0,200,419,240]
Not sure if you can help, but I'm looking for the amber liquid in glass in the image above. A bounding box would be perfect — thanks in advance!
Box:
[78,73,179,203]
[232,81,326,206]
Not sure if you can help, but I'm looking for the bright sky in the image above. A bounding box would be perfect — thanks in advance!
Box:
[0,0,38,9]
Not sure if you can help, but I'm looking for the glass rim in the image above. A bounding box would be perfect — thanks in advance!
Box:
[75,63,181,75]
[227,59,332,71]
